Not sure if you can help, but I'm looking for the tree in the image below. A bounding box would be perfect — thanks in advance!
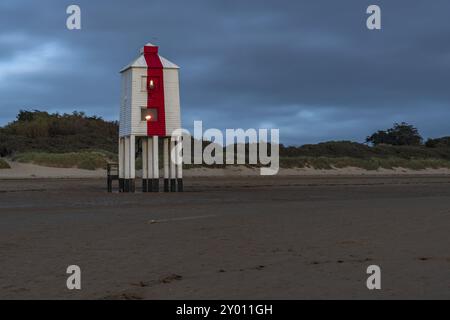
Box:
[16,110,37,122]
[366,122,423,146]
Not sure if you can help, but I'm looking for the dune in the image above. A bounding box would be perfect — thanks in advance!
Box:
[1,160,450,179]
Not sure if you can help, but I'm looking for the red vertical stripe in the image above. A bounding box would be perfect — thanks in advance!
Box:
[143,46,166,136]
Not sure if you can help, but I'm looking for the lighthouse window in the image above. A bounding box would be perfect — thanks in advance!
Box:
[141,108,158,122]
[141,76,159,92]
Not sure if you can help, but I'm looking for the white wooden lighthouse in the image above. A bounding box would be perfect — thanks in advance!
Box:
[118,43,183,192]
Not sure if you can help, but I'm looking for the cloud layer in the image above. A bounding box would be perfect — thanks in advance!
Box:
[1,0,449,145]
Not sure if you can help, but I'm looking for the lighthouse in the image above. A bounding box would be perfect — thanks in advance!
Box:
[118,43,183,192]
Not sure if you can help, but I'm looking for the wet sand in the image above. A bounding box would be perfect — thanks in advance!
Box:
[0,175,450,299]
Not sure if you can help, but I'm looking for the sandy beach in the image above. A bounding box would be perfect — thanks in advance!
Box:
[1,172,450,299]
[2,160,450,179]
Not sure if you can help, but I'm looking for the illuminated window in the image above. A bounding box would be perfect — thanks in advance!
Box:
[141,108,158,122]
[141,76,159,92]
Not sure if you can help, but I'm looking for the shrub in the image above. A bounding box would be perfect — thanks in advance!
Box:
[0,158,10,169]
[366,122,423,146]
[426,137,450,148]
[0,110,118,156]
[279,156,450,170]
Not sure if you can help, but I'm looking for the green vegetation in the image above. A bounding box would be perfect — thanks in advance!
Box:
[366,122,422,146]
[0,158,10,169]
[280,157,450,171]
[0,110,118,170]
[279,141,450,160]
[13,151,116,170]
[0,110,118,157]
[1,111,449,171]
[278,122,450,170]
[425,136,450,148]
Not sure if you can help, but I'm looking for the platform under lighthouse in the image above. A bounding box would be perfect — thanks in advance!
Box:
[118,43,183,192]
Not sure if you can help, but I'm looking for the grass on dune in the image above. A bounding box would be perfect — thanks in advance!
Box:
[13,151,117,170]
[280,157,450,170]
[8,151,450,172]
[0,158,10,169]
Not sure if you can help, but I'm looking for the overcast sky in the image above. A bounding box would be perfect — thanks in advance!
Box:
[1,0,449,145]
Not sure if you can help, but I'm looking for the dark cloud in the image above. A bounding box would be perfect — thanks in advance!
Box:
[0,0,449,145]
